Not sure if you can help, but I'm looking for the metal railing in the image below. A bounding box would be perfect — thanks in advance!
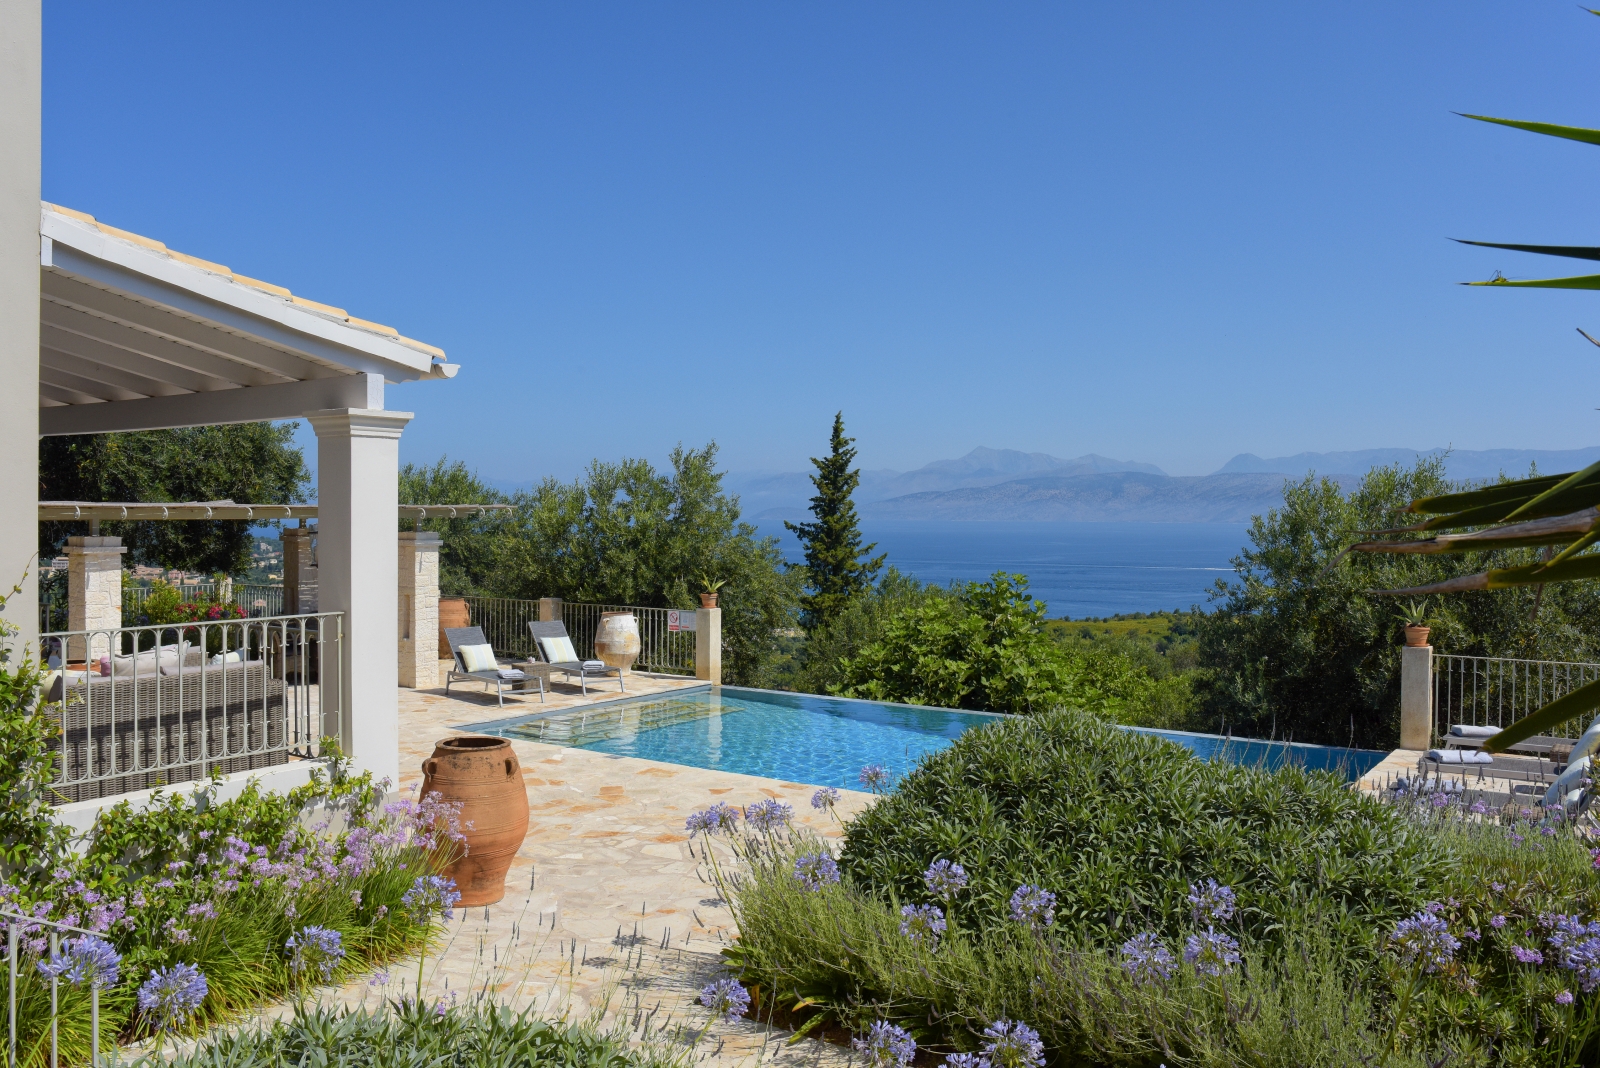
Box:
[39,612,342,803]
[1433,653,1600,743]
[5,911,104,1068]
[123,583,285,618]
[462,597,695,675]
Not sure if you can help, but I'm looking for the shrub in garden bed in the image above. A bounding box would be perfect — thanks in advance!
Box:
[719,709,1600,1066]
[0,584,464,1066]
[162,996,688,1068]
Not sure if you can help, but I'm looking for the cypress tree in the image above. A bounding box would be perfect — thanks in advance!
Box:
[786,413,886,631]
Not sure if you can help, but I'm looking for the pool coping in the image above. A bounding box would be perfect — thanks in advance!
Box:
[452,682,1016,736]
[1121,724,1390,757]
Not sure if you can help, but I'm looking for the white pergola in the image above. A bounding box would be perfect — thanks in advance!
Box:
[7,201,460,785]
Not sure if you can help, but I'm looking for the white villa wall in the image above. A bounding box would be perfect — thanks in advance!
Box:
[0,0,40,651]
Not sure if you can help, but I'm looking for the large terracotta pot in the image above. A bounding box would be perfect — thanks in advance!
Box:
[420,736,529,907]
[699,592,718,609]
[594,611,641,673]
[438,597,470,659]
[1404,625,1431,648]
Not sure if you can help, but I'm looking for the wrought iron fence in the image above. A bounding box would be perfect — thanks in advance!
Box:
[462,597,695,675]
[4,911,105,1068]
[1433,653,1600,743]
[39,612,342,803]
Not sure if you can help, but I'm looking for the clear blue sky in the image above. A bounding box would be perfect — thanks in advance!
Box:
[41,2,1600,481]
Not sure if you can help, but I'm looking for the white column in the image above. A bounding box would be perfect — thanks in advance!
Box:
[65,535,124,662]
[1399,644,1432,751]
[695,607,721,684]
[397,530,440,689]
[307,408,412,786]
[0,0,41,653]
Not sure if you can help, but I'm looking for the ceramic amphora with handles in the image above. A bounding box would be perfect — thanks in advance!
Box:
[420,736,529,906]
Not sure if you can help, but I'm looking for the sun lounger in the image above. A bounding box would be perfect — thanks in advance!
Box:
[525,621,624,696]
[444,626,538,707]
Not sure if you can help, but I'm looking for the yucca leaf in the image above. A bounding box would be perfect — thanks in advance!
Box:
[1414,485,1600,532]
[1504,459,1600,520]
[1408,474,1569,515]
[1466,273,1600,290]
[1459,113,1600,147]
[1453,239,1600,261]
[1372,552,1600,597]
[1538,524,1600,569]
[1480,677,1600,753]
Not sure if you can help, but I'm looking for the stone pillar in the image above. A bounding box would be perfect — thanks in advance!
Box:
[695,607,721,684]
[282,523,318,615]
[0,0,41,654]
[397,531,441,689]
[538,597,562,623]
[1399,644,1433,750]
[65,536,125,662]
[307,408,412,786]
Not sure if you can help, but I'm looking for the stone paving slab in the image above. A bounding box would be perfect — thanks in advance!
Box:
[315,670,878,1066]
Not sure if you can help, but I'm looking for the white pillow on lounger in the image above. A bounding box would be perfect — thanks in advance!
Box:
[458,643,498,672]
[538,636,579,664]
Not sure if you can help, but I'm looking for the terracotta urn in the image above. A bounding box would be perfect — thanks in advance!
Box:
[420,736,529,907]
[438,597,470,659]
[593,611,641,673]
[699,592,718,609]
[1404,625,1430,648]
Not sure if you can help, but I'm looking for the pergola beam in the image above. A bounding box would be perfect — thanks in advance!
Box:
[38,371,383,435]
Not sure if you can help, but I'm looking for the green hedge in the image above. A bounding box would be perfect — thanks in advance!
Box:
[839,708,1447,944]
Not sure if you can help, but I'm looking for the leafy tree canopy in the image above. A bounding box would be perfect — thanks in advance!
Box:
[833,572,1153,717]
[1194,457,1600,748]
[39,424,310,576]
[786,413,884,632]
[403,445,801,687]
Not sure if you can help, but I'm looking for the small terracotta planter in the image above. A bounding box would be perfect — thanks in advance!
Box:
[421,736,529,907]
[699,592,718,609]
[1404,625,1430,647]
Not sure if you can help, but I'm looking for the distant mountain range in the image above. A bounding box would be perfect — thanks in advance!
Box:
[731,445,1600,524]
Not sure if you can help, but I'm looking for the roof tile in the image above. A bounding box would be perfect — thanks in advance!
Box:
[231,274,292,298]
[289,294,349,318]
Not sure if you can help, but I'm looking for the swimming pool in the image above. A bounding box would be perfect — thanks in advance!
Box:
[461,686,1389,789]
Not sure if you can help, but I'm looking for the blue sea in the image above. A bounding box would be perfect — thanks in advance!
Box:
[755,521,1248,619]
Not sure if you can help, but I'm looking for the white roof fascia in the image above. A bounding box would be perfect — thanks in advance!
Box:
[41,210,440,384]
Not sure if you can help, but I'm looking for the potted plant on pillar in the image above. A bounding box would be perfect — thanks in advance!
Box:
[1398,599,1433,647]
[698,574,726,609]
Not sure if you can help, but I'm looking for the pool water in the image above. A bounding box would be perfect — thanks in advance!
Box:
[463,686,1389,789]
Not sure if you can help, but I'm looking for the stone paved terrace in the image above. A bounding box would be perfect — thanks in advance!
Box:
[310,665,873,1066]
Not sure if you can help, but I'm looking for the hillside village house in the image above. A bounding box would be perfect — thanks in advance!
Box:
[0,1,456,798]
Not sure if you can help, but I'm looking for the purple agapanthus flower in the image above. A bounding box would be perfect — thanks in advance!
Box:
[812,787,841,811]
[1511,945,1544,965]
[37,936,120,989]
[287,925,345,982]
[745,798,794,833]
[900,903,946,944]
[1119,932,1175,984]
[858,765,889,792]
[1557,989,1576,1005]
[1009,885,1056,930]
[1186,879,1236,925]
[685,802,741,838]
[1545,914,1600,993]
[924,860,969,899]
[1391,908,1459,973]
[698,977,751,1022]
[1184,928,1242,977]
[138,962,208,1029]
[401,875,461,924]
[980,1019,1046,1068]
[793,851,840,891]
[854,1020,916,1068]
[944,1055,982,1068]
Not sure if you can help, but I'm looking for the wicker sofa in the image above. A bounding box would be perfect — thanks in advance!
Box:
[44,647,290,803]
